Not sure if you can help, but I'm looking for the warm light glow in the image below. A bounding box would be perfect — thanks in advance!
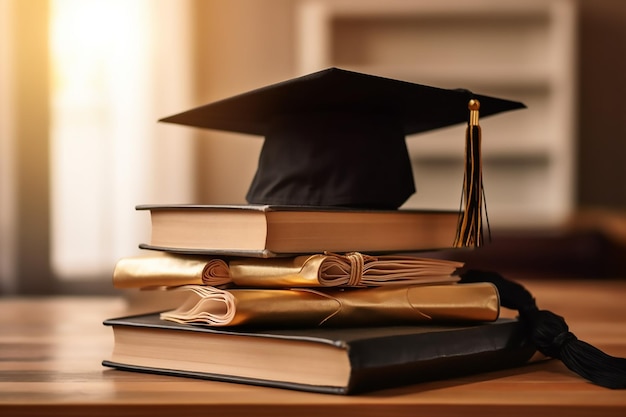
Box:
[49,0,193,278]
[0,0,17,292]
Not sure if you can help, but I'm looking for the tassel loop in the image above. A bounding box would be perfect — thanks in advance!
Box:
[459,269,626,389]
[521,308,575,359]
[548,331,578,357]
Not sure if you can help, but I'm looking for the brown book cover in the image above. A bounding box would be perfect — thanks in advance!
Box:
[102,314,537,395]
[137,204,460,257]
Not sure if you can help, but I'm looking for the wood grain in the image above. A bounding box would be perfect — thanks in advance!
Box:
[1,278,625,417]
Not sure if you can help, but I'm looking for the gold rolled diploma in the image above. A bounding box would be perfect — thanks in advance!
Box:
[160,282,500,327]
[113,252,462,289]
[230,252,462,287]
[112,254,230,288]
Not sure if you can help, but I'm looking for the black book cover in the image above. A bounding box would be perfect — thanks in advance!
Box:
[103,314,537,395]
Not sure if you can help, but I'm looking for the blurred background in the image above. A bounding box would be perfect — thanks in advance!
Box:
[1,0,626,295]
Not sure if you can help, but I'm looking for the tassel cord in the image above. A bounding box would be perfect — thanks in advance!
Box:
[481,175,492,243]
[460,269,626,389]
[455,99,486,248]
[455,125,483,247]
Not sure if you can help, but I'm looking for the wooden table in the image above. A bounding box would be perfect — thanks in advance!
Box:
[1,278,626,416]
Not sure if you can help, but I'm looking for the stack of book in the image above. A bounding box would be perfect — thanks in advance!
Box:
[102,204,537,394]
[103,67,537,394]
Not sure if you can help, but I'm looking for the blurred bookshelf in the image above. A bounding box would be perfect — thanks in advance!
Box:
[296,0,577,229]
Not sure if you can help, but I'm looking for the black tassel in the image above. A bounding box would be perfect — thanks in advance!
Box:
[460,269,626,389]
[454,99,486,248]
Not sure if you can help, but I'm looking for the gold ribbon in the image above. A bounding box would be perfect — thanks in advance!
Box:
[347,252,364,286]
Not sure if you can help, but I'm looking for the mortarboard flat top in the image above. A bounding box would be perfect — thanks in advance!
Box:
[160,67,525,209]
[160,67,524,137]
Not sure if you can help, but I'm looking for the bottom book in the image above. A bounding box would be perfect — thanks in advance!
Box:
[102,314,539,395]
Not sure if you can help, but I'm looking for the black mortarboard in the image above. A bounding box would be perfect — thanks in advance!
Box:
[160,68,523,207]
[160,67,525,245]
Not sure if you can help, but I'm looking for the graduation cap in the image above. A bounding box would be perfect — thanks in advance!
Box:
[160,67,525,247]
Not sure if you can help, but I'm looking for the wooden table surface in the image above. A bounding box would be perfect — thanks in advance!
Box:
[1,278,626,417]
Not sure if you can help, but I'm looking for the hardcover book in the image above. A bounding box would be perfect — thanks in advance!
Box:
[137,204,460,257]
[102,314,537,395]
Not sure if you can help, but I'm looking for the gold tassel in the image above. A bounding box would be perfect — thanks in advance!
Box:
[454,99,487,247]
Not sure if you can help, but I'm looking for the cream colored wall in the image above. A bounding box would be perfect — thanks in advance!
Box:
[0,0,17,293]
[191,0,297,204]
[3,0,55,293]
[189,0,626,215]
